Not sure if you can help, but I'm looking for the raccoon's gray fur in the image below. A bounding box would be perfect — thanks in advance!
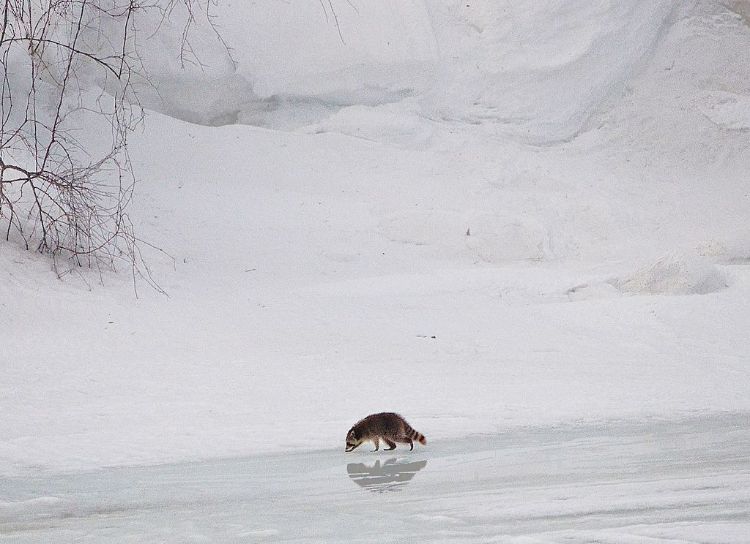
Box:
[345,412,426,452]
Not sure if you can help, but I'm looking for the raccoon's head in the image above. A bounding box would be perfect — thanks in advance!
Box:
[345,428,362,452]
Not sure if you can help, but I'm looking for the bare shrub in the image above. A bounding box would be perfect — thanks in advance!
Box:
[0,0,223,290]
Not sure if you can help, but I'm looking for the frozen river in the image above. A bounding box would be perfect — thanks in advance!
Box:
[2,413,749,543]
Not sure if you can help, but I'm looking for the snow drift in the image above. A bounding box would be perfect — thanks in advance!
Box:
[131,0,681,143]
[615,254,728,296]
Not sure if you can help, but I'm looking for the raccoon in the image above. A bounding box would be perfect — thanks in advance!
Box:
[345,412,427,452]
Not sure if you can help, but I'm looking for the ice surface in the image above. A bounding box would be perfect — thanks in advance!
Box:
[1,414,748,543]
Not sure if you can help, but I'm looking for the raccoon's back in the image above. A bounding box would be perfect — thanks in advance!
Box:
[355,412,406,437]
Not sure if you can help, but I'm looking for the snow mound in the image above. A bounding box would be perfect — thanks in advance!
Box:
[465,214,550,263]
[423,0,680,143]
[615,254,728,296]
[698,91,750,131]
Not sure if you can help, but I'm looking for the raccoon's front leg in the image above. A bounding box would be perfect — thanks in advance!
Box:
[384,438,397,450]
[372,437,380,451]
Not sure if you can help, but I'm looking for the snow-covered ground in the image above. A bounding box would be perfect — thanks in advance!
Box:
[2,1,750,538]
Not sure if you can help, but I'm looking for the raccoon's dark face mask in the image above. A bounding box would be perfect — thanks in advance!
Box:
[345,430,361,452]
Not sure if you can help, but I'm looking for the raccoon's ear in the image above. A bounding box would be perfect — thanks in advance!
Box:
[351,429,360,440]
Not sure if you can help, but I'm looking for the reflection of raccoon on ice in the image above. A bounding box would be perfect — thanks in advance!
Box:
[345,412,427,452]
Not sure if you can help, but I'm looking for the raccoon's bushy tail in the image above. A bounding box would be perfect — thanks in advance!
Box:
[406,425,427,445]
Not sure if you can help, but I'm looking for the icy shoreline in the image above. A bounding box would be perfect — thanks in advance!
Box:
[3,412,749,543]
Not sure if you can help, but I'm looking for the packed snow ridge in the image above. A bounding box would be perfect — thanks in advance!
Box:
[135,0,680,143]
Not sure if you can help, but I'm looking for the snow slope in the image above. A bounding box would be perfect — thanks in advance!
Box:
[1,0,750,479]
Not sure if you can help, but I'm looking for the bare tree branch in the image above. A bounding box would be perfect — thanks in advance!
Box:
[0,0,221,292]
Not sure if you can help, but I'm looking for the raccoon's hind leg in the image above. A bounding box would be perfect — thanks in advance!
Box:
[384,438,397,450]
[372,437,380,452]
[396,436,414,450]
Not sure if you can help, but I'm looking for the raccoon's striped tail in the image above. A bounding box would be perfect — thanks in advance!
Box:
[407,426,427,445]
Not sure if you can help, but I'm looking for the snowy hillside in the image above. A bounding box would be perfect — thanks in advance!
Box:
[2,0,750,487]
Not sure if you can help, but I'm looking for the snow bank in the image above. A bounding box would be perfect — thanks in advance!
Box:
[128,0,437,128]
[125,0,680,142]
[615,254,728,296]
[421,0,680,143]
[305,0,681,143]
